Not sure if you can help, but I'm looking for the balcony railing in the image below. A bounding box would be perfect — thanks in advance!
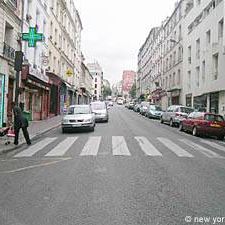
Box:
[3,42,15,61]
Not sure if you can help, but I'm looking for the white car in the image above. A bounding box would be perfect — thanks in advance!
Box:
[90,101,109,122]
[62,105,95,133]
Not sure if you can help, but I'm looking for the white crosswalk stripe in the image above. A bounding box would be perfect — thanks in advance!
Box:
[158,137,194,157]
[112,136,131,156]
[180,139,223,158]
[80,136,102,156]
[45,137,78,157]
[200,140,225,153]
[135,137,162,156]
[14,137,57,157]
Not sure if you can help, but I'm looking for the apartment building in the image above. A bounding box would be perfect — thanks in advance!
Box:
[182,0,225,115]
[47,0,83,115]
[87,62,103,101]
[122,70,136,99]
[137,27,159,100]
[161,0,185,109]
[0,0,22,127]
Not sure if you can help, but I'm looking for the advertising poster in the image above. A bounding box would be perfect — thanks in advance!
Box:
[0,74,5,128]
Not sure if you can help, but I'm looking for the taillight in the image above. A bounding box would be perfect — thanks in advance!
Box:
[175,113,180,117]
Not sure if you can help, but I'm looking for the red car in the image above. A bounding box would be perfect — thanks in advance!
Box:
[179,112,225,140]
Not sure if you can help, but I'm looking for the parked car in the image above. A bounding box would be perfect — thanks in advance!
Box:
[90,101,109,122]
[160,105,194,127]
[128,101,135,110]
[117,98,124,105]
[146,105,163,119]
[108,101,113,106]
[61,105,95,133]
[179,112,225,140]
[139,101,150,115]
[133,103,141,112]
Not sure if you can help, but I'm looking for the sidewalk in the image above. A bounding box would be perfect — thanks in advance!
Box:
[0,115,62,154]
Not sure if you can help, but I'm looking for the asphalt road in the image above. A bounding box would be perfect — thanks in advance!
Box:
[1,105,225,225]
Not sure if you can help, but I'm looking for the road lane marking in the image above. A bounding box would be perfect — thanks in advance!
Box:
[158,138,193,157]
[112,136,131,156]
[0,158,71,174]
[14,137,57,157]
[200,140,225,153]
[45,137,78,156]
[180,139,223,158]
[80,136,101,156]
[135,137,162,156]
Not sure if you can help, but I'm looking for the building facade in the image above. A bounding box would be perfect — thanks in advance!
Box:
[122,70,136,99]
[0,0,22,127]
[87,62,103,101]
[182,0,225,115]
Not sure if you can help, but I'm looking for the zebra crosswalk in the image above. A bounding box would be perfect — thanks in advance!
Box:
[13,136,225,159]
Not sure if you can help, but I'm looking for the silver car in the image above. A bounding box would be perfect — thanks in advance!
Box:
[160,105,194,127]
[62,105,95,133]
[90,101,109,122]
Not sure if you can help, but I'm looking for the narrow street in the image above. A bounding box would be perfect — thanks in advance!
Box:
[0,105,225,225]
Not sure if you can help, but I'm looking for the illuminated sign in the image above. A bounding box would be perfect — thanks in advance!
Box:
[22,27,44,47]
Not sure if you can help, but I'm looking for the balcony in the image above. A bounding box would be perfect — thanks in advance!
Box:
[3,42,15,61]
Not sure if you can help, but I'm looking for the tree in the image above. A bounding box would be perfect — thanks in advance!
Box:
[103,85,112,99]
[129,83,136,98]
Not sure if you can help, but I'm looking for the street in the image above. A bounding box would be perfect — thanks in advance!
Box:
[1,105,225,225]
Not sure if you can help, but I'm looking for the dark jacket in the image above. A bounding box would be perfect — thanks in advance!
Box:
[13,106,28,129]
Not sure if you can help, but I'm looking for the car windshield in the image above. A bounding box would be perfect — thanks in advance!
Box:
[150,105,162,111]
[180,107,194,114]
[91,102,106,110]
[67,106,91,115]
[205,114,224,122]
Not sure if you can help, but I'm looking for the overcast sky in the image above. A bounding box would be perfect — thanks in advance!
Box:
[75,0,176,85]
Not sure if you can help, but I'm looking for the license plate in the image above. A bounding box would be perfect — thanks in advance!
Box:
[72,124,80,127]
[210,124,221,128]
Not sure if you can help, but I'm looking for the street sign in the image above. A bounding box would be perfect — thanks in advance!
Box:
[22,27,44,47]
[66,69,73,77]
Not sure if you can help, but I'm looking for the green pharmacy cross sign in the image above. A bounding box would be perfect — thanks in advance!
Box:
[22,27,44,47]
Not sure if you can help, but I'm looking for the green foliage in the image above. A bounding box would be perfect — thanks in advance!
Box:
[129,83,136,98]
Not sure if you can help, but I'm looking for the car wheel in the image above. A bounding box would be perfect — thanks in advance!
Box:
[218,135,224,140]
[179,122,183,131]
[170,119,174,127]
[192,126,198,136]
[90,126,95,132]
[160,117,164,124]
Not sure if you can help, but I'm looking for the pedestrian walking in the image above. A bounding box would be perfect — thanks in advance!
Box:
[12,102,31,146]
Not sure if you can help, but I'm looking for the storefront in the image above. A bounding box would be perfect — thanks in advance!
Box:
[210,92,219,114]
[167,88,181,106]
[185,94,192,107]
[21,65,50,121]
[193,94,207,112]
[0,74,5,128]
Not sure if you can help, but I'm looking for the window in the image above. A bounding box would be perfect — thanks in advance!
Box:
[196,66,200,87]
[206,30,211,45]
[188,71,191,89]
[95,77,97,82]
[177,69,181,85]
[95,84,97,88]
[173,51,176,65]
[196,38,200,59]
[202,60,205,82]
[94,90,97,95]
[172,72,175,86]
[188,46,191,64]
[218,18,224,40]
[212,53,219,80]
[197,0,201,5]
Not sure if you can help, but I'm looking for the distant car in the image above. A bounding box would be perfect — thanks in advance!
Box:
[108,101,113,106]
[61,105,95,133]
[117,99,124,105]
[146,105,163,119]
[90,101,109,122]
[133,103,141,112]
[179,112,225,140]
[139,101,150,115]
[160,105,194,127]
[128,102,135,110]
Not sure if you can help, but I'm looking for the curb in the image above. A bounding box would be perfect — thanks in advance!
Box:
[0,123,61,155]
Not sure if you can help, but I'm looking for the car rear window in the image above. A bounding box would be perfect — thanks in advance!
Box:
[204,114,224,122]
[150,105,162,111]
[91,102,106,110]
[180,107,194,114]
[68,106,91,115]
